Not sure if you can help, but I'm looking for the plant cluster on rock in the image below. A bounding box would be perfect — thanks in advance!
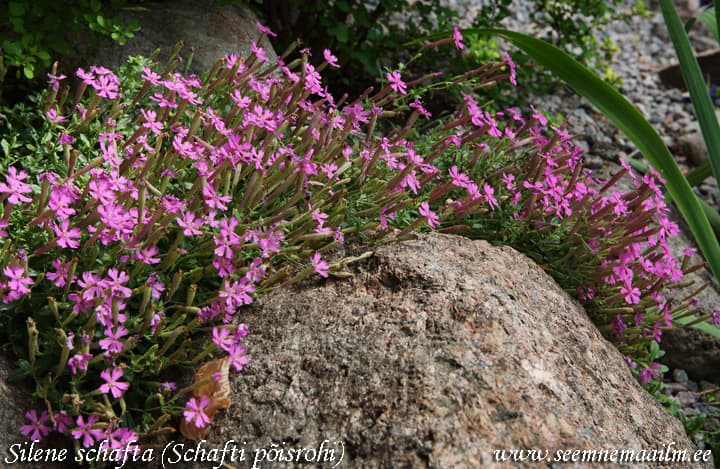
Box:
[0,20,711,458]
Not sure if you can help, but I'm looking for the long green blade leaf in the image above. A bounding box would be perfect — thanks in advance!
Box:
[661,0,720,197]
[695,6,720,43]
[685,160,712,187]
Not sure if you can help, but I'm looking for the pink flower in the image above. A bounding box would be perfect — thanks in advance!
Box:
[150,92,177,108]
[3,264,33,303]
[141,109,164,135]
[99,326,128,356]
[334,228,345,244]
[212,326,234,352]
[504,52,517,85]
[71,415,105,448]
[58,133,75,145]
[136,245,161,265]
[323,49,340,68]
[228,343,249,372]
[530,105,547,126]
[419,202,439,228]
[502,173,515,190]
[483,183,499,209]
[409,98,431,118]
[386,70,407,95]
[256,22,277,37]
[219,278,255,307]
[0,167,33,204]
[91,67,120,99]
[311,252,329,278]
[321,162,339,180]
[106,425,138,450]
[449,166,471,188]
[141,67,162,85]
[20,410,52,441]
[98,367,130,398]
[251,42,268,63]
[183,397,212,428]
[104,268,132,298]
[712,310,720,326]
[453,25,464,50]
[47,258,75,288]
[76,67,96,86]
[53,220,81,249]
[159,381,177,392]
[621,285,641,305]
[177,211,204,236]
[611,314,627,337]
[67,353,92,375]
[47,72,67,91]
[53,411,73,433]
[639,362,662,386]
[244,258,266,284]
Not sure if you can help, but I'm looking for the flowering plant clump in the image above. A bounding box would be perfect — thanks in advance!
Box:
[0,22,709,454]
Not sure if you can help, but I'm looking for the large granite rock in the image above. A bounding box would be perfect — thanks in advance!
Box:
[64,0,276,75]
[0,354,33,467]
[184,233,706,468]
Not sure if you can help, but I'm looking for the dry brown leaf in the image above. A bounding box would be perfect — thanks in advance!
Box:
[180,356,232,440]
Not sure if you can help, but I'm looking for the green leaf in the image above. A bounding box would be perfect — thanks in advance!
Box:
[413,27,720,337]
[716,1,720,44]
[695,6,720,44]
[2,41,22,56]
[9,17,25,34]
[685,160,712,186]
[22,64,34,80]
[36,50,50,63]
[661,0,720,193]
[675,317,720,340]
[328,23,349,43]
[8,1,27,17]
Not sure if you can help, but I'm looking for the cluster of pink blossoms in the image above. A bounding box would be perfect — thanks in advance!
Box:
[0,21,702,449]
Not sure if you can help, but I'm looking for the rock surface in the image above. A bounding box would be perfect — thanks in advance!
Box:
[64,0,275,76]
[0,354,73,469]
[185,233,706,468]
[0,354,32,467]
[658,49,720,91]
[662,327,720,383]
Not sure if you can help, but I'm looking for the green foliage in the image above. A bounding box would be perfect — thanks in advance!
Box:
[660,389,720,466]
[0,0,139,90]
[237,0,636,97]
[689,6,719,44]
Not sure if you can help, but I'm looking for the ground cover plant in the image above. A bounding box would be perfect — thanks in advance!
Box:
[0,0,139,103]
[0,22,711,461]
